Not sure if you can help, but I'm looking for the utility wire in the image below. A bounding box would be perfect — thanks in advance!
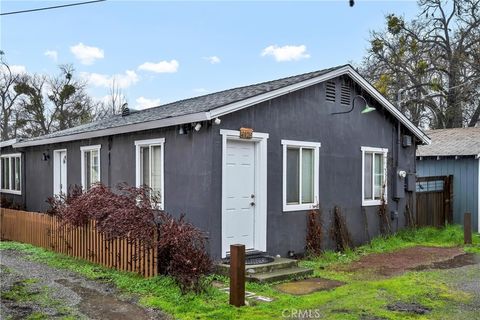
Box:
[1,0,106,16]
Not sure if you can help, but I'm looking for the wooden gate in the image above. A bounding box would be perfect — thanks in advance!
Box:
[416,175,453,228]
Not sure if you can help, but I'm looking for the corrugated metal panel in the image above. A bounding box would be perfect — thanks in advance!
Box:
[417,158,479,232]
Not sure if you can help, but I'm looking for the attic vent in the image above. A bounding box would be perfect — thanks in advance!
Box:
[121,106,130,116]
[325,81,336,102]
[340,83,351,106]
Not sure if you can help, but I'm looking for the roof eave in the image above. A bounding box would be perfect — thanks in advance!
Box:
[13,112,209,148]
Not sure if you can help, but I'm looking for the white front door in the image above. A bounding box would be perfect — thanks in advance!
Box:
[54,150,67,196]
[224,139,256,252]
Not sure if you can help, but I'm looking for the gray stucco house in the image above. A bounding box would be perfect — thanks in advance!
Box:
[0,65,430,259]
[417,127,480,232]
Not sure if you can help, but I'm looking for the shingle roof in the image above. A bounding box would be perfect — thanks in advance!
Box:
[417,127,480,157]
[22,65,346,142]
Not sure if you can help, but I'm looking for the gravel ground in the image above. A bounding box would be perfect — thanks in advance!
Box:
[0,249,168,320]
[438,263,480,319]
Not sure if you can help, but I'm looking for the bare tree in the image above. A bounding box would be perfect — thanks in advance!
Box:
[0,52,26,140]
[361,0,480,128]
[15,65,98,137]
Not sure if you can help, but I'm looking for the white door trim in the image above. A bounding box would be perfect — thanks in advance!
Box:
[53,149,67,196]
[220,129,269,258]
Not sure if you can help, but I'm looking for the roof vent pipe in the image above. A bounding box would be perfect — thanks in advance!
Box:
[121,103,130,116]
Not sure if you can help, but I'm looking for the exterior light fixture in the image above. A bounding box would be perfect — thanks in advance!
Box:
[178,125,185,135]
[42,152,50,161]
[214,117,221,125]
[194,123,202,131]
[331,95,376,115]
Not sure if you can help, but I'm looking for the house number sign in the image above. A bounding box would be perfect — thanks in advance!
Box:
[239,127,253,139]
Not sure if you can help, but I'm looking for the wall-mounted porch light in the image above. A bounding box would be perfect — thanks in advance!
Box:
[331,95,376,115]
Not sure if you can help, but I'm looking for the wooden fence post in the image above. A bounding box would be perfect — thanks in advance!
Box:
[464,212,472,245]
[229,244,245,307]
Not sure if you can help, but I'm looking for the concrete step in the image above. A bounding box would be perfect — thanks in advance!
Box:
[216,257,299,276]
[246,266,314,283]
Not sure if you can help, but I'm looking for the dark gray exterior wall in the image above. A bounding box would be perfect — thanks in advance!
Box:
[210,76,417,257]
[417,157,479,232]
[16,129,216,244]
[9,75,418,259]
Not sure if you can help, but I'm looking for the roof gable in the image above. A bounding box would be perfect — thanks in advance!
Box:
[12,65,430,147]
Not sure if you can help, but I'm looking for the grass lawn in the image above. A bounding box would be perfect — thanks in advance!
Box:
[1,225,479,320]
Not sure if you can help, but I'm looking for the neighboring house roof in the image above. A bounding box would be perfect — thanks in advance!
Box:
[417,127,480,157]
[0,138,18,148]
[12,64,430,147]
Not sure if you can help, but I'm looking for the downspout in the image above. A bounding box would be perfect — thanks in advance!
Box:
[108,136,112,188]
[478,154,480,233]
[395,120,401,232]
[22,150,27,210]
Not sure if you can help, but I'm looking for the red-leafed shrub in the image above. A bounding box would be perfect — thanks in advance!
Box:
[48,183,212,293]
[157,213,212,293]
[47,183,158,247]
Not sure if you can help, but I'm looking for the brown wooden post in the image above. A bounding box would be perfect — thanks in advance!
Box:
[464,212,472,245]
[229,244,245,307]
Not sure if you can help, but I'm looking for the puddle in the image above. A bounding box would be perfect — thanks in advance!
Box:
[56,279,153,320]
[275,278,345,295]
[387,302,431,314]
[413,253,480,271]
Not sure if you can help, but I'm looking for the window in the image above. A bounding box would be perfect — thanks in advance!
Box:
[80,145,101,190]
[282,140,320,212]
[0,153,21,194]
[361,146,388,206]
[135,138,165,209]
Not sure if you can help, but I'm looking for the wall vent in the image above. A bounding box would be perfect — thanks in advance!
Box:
[340,83,351,106]
[325,81,336,102]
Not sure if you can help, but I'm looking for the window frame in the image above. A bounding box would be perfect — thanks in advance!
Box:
[0,153,22,195]
[135,138,165,210]
[361,146,388,206]
[80,145,101,190]
[281,140,320,212]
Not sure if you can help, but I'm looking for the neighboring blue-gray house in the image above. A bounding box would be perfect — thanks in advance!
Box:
[0,65,430,259]
[417,127,480,232]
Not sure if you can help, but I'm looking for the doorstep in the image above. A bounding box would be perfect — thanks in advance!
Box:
[216,256,313,283]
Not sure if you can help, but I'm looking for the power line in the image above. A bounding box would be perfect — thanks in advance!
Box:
[1,0,106,16]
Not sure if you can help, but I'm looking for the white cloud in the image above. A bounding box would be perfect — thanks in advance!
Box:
[135,96,161,110]
[193,88,208,94]
[138,60,179,73]
[70,42,104,65]
[80,70,139,89]
[261,44,310,62]
[203,56,221,64]
[0,64,27,74]
[44,50,58,62]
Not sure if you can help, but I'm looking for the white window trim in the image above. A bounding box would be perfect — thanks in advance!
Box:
[0,153,22,195]
[53,149,67,196]
[281,140,320,212]
[80,145,101,190]
[135,138,165,210]
[361,146,388,206]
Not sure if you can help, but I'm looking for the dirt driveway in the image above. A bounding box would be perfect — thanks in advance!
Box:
[0,249,168,320]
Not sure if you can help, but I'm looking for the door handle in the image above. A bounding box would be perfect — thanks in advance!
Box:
[250,202,255,207]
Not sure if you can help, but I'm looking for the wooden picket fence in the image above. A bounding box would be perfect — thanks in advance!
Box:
[0,208,158,277]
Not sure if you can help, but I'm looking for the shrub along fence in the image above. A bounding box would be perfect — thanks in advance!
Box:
[0,208,158,277]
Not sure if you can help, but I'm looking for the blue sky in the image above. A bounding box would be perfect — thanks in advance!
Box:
[1,1,419,109]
